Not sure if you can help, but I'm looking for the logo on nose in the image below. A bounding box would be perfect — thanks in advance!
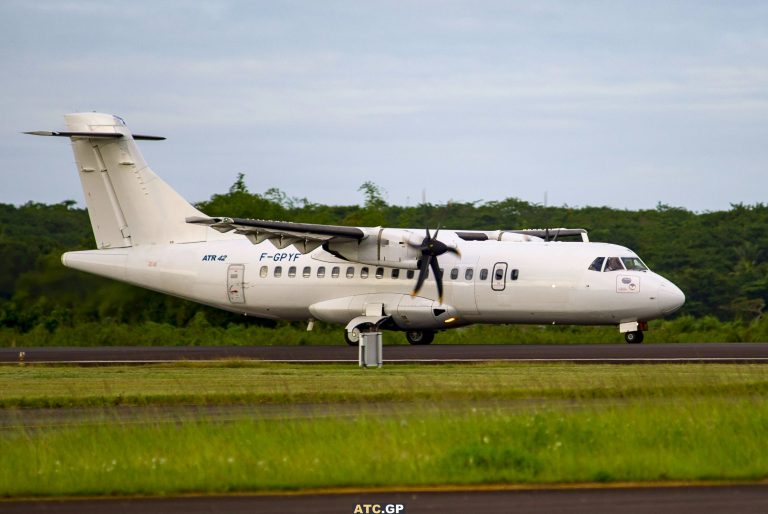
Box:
[617,275,640,293]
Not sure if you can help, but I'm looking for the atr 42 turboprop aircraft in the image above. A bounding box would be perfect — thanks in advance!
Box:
[27,113,685,345]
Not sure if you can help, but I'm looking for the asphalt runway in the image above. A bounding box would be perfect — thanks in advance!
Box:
[3,484,768,513]
[2,343,768,364]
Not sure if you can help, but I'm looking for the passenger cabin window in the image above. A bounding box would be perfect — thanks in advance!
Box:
[302,266,311,278]
[480,269,488,280]
[622,257,648,271]
[588,257,605,272]
[332,266,340,278]
[259,266,268,278]
[288,266,297,278]
[317,266,326,278]
[376,267,384,279]
[511,269,519,281]
[392,269,400,279]
[465,268,473,280]
[346,266,355,279]
[450,268,459,280]
[361,267,369,279]
[603,257,625,272]
[406,270,415,279]
[274,266,282,278]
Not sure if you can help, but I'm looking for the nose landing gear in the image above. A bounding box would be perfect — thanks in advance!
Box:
[620,321,647,344]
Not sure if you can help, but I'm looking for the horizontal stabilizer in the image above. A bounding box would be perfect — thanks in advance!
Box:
[23,131,165,141]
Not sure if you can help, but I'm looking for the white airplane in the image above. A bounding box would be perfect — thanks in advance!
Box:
[27,113,685,345]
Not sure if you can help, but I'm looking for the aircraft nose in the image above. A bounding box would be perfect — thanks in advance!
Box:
[658,281,685,314]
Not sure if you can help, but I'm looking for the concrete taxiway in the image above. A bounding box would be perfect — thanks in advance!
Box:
[3,484,768,513]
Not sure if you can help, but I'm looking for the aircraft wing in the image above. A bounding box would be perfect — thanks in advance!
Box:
[186,216,366,253]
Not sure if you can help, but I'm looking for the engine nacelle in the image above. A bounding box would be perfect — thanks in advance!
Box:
[324,228,421,269]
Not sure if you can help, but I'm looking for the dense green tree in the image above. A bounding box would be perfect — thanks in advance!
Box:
[1,178,766,336]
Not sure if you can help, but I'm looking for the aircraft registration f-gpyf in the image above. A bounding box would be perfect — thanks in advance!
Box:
[27,113,685,345]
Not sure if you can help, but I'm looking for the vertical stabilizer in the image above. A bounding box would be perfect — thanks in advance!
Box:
[62,113,207,248]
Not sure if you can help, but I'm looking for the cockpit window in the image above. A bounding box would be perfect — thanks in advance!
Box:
[588,257,605,271]
[603,257,625,272]
[621,257,648,271]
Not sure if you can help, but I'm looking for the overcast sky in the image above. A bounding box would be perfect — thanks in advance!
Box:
[1,1,767,212]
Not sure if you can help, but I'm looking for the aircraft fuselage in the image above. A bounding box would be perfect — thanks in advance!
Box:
[63,235,683,331]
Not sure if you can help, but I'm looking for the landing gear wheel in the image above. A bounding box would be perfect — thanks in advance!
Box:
[624,331,644,344]
[344,323,373,347]
[405,330,435,345]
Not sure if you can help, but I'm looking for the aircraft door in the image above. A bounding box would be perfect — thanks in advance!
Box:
[492,262,507,291]
[227,264,245,304]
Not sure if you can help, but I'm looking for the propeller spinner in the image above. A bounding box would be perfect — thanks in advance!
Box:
[407,227,460,304]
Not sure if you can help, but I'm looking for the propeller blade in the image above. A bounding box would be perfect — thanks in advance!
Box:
[406,240,422,250]
[411,255,431,297]
[429,257,444,304]
[446,246,461,257]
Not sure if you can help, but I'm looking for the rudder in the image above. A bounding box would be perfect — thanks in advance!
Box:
[61,113,207,248]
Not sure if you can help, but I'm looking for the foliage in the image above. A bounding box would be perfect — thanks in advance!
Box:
[1,176,767,343]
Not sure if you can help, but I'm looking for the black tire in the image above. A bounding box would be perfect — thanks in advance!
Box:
[344,323,373,346]
[344,328,360,346]
[624,331,644,344]
[405,330,435,345]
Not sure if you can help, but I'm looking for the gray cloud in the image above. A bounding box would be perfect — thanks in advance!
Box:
[1,0,767,212]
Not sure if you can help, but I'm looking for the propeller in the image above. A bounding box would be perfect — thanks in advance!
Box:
[407,227,460,304]
[544,228,562,242]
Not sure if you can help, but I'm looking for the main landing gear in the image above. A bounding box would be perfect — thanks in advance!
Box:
[405,330,435,345]
[624,331,644,344]
[344,327,436,346]
[344,323,373,346]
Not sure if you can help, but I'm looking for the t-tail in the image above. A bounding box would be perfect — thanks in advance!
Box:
[26,113,207,249]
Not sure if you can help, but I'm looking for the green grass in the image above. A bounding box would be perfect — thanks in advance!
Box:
[2,398,767,497]
[2,362,768,497]
[2,362,768,408]
[3,314,768,347]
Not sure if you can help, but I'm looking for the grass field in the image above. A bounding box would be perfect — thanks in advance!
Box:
[3,314,768,347]
[1,362,767,497]
[2,362,768,408]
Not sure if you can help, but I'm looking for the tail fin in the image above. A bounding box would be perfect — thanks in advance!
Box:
[30,113,207,248]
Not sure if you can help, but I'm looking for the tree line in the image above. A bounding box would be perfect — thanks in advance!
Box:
[1,175,766,343]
